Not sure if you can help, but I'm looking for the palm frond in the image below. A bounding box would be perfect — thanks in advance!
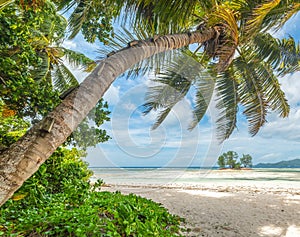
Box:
[206,5,239,71]
[143,82,187,130]
[143,53,206,129]
[52,64,79,93]
[251,32,282,69]
[188,73,215,130]
[151,108,172,130]
[277,36,300,76]
[258,60,290,117]
[122,0,198,34]
[245,0,281,36]
[263,2,300,32]
[31,52,50,81]
[52,0,76,12]
[67,1,91,40]
[234,52,268,136]
[278,2,300,28]
[97,25,178,80]
[142,69,192,127]
[252,33,300,76]
[62,48,95,71]
[215,68,239,141]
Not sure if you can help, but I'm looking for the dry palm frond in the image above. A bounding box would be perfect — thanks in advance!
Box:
[245,0,281,36]
[205,5,239,72]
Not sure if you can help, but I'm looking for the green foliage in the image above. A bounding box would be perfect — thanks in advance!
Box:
[218,151,253,169]
[0,2,61,119]
[142,51,215,130]
[67,99,111,150]
[1,192,182,236]
[11,147,92,205]
[0,101,30,150]
[226,151,238,169]
[240,154,253,168]
[0,147,182,236]
[53,0,120,43]
[0,1,110,151]
[217,155,225,168]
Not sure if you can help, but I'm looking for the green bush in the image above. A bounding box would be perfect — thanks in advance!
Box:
[1,192,182,236]
[6,147,92,206]
[0,148,183,236]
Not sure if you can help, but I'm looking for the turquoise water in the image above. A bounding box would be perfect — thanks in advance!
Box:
[90,168,300,187]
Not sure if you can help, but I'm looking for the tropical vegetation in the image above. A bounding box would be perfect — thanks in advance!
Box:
[1,0,300,211]
[0,2,185,235]
[0,147,183,236]
[218,151,253,169]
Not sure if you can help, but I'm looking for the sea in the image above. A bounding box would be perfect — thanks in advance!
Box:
[89,167,300,190]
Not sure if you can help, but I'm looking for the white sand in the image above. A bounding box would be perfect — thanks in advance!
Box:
[102,182,300,237]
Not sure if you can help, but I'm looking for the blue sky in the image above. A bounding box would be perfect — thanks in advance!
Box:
[64,13,300,167]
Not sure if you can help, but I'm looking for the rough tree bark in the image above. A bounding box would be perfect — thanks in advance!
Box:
[0,29,216,206]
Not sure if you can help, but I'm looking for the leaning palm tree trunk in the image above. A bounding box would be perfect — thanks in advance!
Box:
[0,29,216,206]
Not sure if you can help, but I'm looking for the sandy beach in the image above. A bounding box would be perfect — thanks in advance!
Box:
[97,169,300,237]
[102,184,300,237]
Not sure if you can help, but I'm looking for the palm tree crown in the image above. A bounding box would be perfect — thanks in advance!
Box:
[103,0,300,140]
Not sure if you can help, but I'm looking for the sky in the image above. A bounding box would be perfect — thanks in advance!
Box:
[64,13,300,168]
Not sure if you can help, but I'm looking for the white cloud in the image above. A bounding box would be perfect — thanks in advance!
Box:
[257,72,300,142]
[280,72,300,106]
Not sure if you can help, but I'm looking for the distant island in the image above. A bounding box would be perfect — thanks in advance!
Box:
[254,159,300,168]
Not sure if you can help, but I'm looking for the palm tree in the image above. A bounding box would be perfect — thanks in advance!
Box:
[140,0,300,140]
[1,0,300,206]
[0,0,97,120]
[0,29,216,206]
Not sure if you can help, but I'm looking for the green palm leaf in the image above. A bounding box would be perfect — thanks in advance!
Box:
[122,0,198,34]
[261,1,300,32]
[245,0,300,36]
[215,68,239,141]
[235,52,268,136]
[62,48,96,71]
[252,33,300,76]
[31,52,50,81]
[188,72,215,130]
[142,55,196,129]
[143,52,215,130]
[256,60,290,117]
[151,108,172,130]
[143,67,192,129]
[67,1,91,40]
[52,64,79,93]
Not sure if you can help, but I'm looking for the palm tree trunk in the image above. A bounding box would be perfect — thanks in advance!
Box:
[0,29,216,206]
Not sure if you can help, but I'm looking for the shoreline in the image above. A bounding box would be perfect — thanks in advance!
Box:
[101,182,300,236]
[101,183,300,198]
